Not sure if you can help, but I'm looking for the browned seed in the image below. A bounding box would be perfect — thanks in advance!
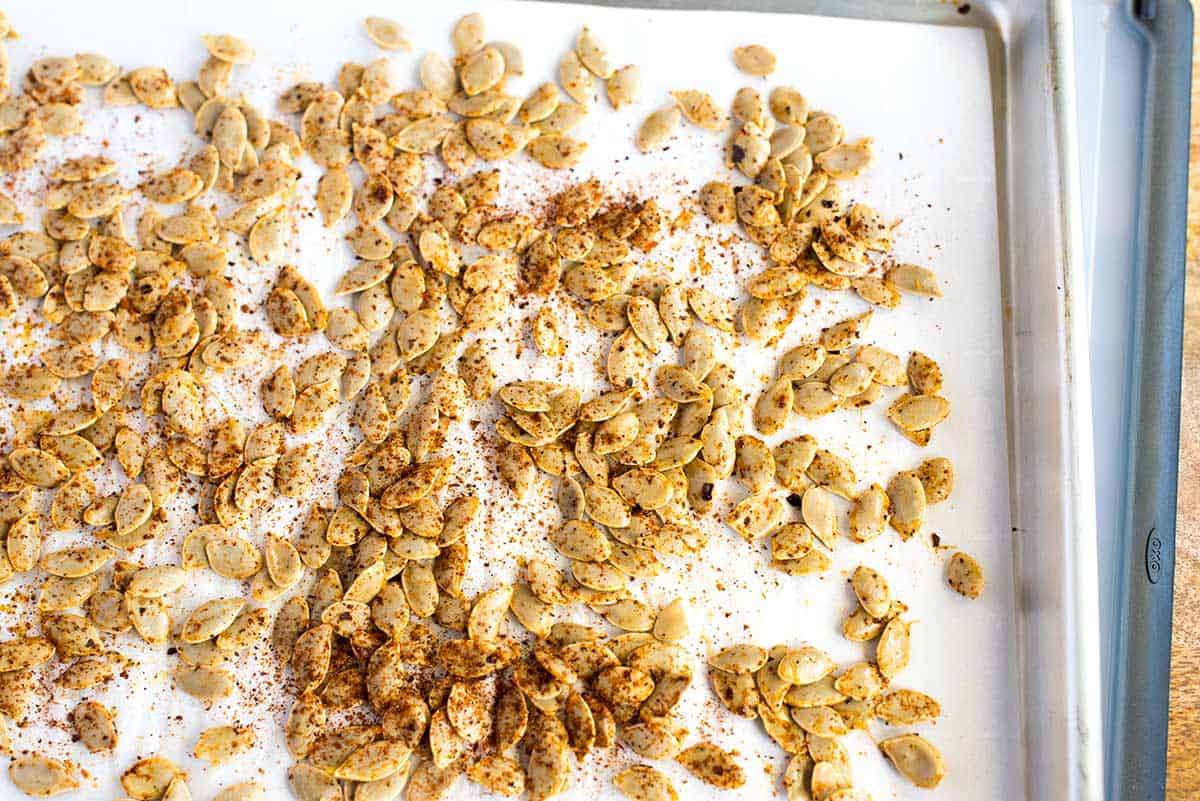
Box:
[120,755,181,799]
[676,742,745,789]
[614,764,677,801]
[733,44,777,76]
[881,733,946,788]
[10,754,80,797]
[70,700,117,752]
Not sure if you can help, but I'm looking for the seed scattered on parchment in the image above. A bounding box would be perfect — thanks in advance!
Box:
[364,17,412,51]
[732,44,777,76]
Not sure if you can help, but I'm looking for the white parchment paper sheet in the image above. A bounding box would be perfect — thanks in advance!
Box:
[0,1,1019,799]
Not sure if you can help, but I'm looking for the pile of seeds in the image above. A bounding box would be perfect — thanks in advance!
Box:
[698,564,951,799]
[0,8,988,801]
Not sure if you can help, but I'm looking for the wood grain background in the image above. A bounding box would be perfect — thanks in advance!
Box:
[1165,16,1200,801]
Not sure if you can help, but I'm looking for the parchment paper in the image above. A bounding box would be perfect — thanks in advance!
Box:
[0,2,1018,799]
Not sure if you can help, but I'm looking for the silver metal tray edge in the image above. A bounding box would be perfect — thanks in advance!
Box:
[1009,3,1104,799]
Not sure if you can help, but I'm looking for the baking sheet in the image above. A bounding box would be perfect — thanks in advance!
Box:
[0,1,1021,799]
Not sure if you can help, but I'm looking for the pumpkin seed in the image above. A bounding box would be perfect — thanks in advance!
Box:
[790,705,848,738]
[40,612,101,658]
[288,762,341,801]
[671,89,725,131]
[37,572,98,611]
[529,133,588,169]
[215,606,270,652]
[7,514,42,571]
[593,598,648,632]
[559,50,594,105]
[5,364,61,400]
[887,263,942,296]
[710,669,760,718]
[947,551,985,599]
[465,754,523,796]
[676,742,745,789]
[65,699,117,753]
[880,733,945,788]
[851,565,892,618]
[888,393,951,433]
[569,558,622,592]
[39,546,112,578]
[124,593,170,643]
[247,206,288,264]
[613,468,673,510]
[179,597,244,644]
[777,646,835,686]
[336,739,411,781]
[911,457,954,506]
[9,443,67,489]
[876,617,912,678]
[613,764,677,801]
[205,532,262,578]
[210,782,262,801]
[199,33,254,64]
[730,42,776,75]
[753,377,793,435]
[0,636,55,671]
[111,482,153,535]
[120,565,184,600]
[710,643,768,675]
[636,106,681,152]
[886,471,926,539]
[9,755,79,797]
[649,597,689,642]
[194,724,256,765]
[460,46,504,97]
[843,483,888,544]
[816,137,874,179]
[121,756,181,800]
[622,717,683,759]
[546,518,610,562]
[534,101,587,138]
[364,17,410,50]
[510,84,561,132]
[314,167,352,227]
[727,493,784,541]
[831,661,886,702]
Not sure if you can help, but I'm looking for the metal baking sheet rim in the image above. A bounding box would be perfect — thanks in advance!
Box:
[540,1,1106,799]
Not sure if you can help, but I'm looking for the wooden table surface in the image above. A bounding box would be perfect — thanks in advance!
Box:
[1166,16,1200,801]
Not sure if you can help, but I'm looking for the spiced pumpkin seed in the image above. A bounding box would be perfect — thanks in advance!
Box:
[887,471,926,539]
[364,17,410,50]
[9,755,79,797]
[731,42,776,75]
[947,551,985,599]
[880,733,946,788]
[636,106,681,152]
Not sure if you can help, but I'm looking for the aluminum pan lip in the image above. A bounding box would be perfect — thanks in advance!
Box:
[530,1,1103,799]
